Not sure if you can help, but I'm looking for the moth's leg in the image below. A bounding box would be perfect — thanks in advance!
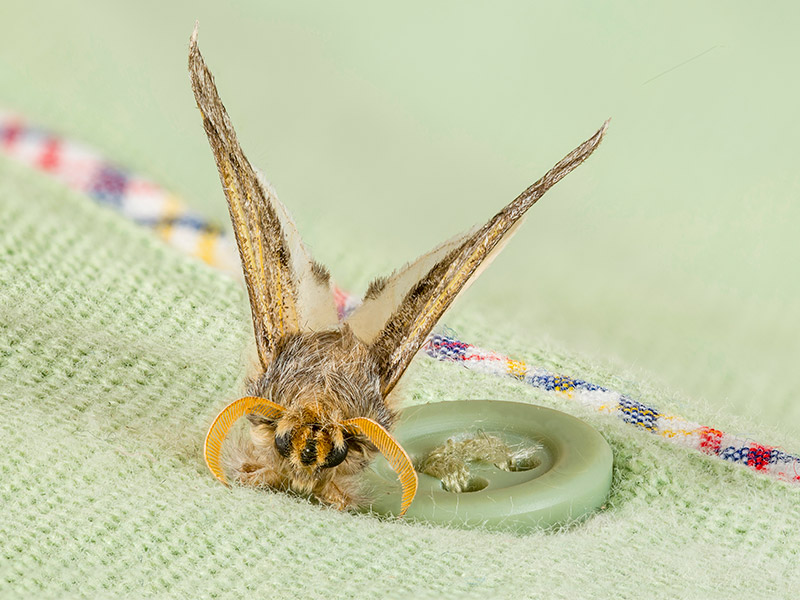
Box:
[314,473,364,510]
[223,426,287,489]
[233,461,285,489]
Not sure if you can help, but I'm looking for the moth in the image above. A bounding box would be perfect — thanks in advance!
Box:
[189,25,607,515]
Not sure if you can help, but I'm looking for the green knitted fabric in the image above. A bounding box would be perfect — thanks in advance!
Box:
[2,155,799,598]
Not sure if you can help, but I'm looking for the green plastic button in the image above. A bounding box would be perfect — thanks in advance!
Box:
[361,400,613,532]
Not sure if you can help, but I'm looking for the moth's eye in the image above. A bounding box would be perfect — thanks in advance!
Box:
[300,437,318,466]
[321,443,348,469]
[274,431,292,458]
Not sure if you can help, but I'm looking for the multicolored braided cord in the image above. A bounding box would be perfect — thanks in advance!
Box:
[2,108,798,484]
[0,110,240,277]
[422,333,800,482]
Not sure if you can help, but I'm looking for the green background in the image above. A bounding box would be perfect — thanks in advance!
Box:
[1,2,799,598]
[3,1,797,437]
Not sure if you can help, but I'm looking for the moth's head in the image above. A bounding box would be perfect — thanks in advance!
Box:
[243,329,387,473]
[247,402,353,472]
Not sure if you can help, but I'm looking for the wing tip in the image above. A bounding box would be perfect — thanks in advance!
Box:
[579,117,611,161]
[544,117,611,187]
[188,21,203,80]
[593,117,611,148]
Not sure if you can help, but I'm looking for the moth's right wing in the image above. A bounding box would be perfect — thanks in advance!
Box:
[189,25,338,369]
[348,122,609,397]
[344,226,478,344]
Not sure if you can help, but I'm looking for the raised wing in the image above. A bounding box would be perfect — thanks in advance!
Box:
[368,121,609,396]
[189,25,338,369]
[345,227,478,343]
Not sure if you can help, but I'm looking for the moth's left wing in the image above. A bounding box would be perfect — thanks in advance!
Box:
[371,121,609,396]
[189,25,338,369]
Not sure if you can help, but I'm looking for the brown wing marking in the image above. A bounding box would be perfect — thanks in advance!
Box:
[344,227,478,344]
[373,120,610,396]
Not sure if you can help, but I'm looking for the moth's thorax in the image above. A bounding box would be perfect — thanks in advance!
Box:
[247,325,395,428]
